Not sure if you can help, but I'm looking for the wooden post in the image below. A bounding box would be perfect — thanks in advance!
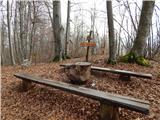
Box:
[66,62,91,84]
[86,31,92,62]
[100,102,119,120]
[21,80,32,92]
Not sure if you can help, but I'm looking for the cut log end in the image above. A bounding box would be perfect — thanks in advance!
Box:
[66,62,91,84]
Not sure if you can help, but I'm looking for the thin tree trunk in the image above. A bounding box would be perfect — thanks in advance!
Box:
[126,1,137,32]
[19,1,25,61]
[25,2,31,59]
[7,1,15,65]
[117,9,126,56]
[44,1,54,57]
[13,2,20,63]
[53,0,62,61]
[91,3,96,55]
[65,0,70,56]
[1,22,5,65]
[29,1,36,61]
[106,1,116,63]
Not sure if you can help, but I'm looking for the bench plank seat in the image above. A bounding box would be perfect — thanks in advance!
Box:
[14,72,149,115]
[60,64,152,79]
[91,66,152,79]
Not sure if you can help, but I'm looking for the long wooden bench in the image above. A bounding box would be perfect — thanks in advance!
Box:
[14,72,150,120]
[60,63,152,80]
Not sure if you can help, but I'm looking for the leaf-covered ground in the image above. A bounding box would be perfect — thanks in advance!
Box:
[1,55,160,120]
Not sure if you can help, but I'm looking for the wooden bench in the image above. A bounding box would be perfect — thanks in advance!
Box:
[60,64,152,80]
[14,72,150,120]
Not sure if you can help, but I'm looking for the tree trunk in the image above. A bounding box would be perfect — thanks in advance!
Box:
[19,1,25,61]
[29,1,36,61]
[126,1,137,32]
[13,2,20,63]
[131,1,155,57]
[117,9,126,57]
[26,2,31,60]
[65,0,70,56]
[44,1,55,60]
[7,1,15,65]
[91,3,96,55]
[106,1,116,64]
[120,1,155,66]
[53,0,62,61]
[1,22,5,65]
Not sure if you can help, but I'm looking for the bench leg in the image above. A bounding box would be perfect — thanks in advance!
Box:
[119,74,131,80]
[100,102,119,120]
[22,80,32,92]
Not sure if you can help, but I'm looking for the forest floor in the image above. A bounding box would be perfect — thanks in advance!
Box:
[1,55,160,120]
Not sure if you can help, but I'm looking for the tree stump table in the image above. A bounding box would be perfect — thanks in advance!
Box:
[66,62,91,84]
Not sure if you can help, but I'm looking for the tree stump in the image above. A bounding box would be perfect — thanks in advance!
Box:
[66,62,91,84]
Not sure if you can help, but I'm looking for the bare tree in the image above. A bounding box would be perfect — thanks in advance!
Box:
[65,0,71,56]
[106,1,117,64]
[13,1,20,63]
[19,1,25,61]
[7,1,15,65]
[53,0,63,61]
[125,1,137,32]
[131,1,155,57]
[120,1,155,66]
[44,1,54,55]
[29,1,36,61]
[1,20,6,65]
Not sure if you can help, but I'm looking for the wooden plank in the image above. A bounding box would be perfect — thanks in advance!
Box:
[14,72,150,114]
[91,66,152,79]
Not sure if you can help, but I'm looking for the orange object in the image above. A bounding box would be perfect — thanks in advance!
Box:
[80,42,96,47]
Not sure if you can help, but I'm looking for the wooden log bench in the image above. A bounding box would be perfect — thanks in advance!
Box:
[14,72,150,120]
[60,63,152,80]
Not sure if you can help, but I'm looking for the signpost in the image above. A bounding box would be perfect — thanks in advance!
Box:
[80,42,96,47]
[80,30,96,62]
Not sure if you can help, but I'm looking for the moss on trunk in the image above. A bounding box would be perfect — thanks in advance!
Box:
[107,59,117,65]
[136,57,150,66]
[119,52,150,67]
[63,54,71,59]
[52,54,71,62]
[52,55,61,62]
[119,52,136,63]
